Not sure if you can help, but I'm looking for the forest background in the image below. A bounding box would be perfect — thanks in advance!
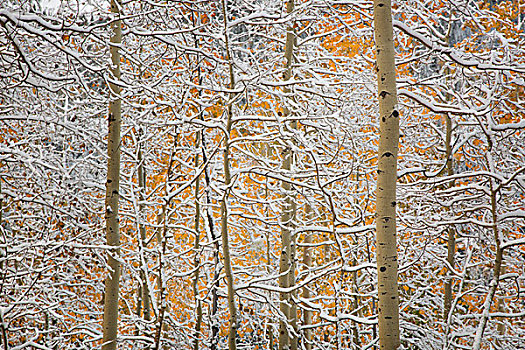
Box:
[1,0,524,349]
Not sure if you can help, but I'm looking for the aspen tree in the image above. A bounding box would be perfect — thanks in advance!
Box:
[279,1,298,349]
[373,0,400,349]
[442,106,457,344]
[442,117,455,321]
[192,38,204,350]
[472,143,505,350]
[301,207,313,350]
[441,23,455,322]
[200,126,221,350]
[135,22,151,330]
[153,145,178,350]
[137,139,151,325]
[0,175,6,350]
[220,0,239,348]
[102,0,122,349]
[192,141,203,350]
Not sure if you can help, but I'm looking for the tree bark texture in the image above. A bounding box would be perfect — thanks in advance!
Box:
[442,111,456,322]
[102,0,122,349]
[472,182,503,350]
[373,0,401,349]
[279,1,298,349]
[137,145,151,324]
[200,127,220,350]
[192,130,203,350]
[220,1,239,348]
[301,227,312,350]
[153,150,177,350]
[441,28,456,323]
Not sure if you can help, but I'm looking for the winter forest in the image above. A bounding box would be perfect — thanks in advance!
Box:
[1,0,525,349]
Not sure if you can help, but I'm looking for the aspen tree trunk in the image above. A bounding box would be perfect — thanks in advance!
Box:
[135,34,152,329]
[153,149,177,350]
[364,231,378,343]
[200,127,221,350]
[301,249,312,350]
[220,1,238,348]
[442,113,455,321]
[351,258,361,348]
[137,144,151,324]
[153,205,166,350]
[193,108,220,349]
[189,25,220,347]
[220,120,238,350]
[472,149,504,350]
[441,27,456,322]
[190,31,205,350]
[0,177,7,350]
[471,194,503,350]
[373,1,400,349]
[102,0,122,349]
[495,263,506,348]
[192,130,203,350]
[301,207,313,350]
[265,179,275,350]
[279,1,298,349]
[0,176,3,275]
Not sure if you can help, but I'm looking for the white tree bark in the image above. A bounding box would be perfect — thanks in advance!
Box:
[373,0,400,349]
[102,0,122,348]
[279,1,298,349]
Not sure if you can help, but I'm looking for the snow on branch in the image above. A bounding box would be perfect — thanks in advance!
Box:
[393,20,525,74]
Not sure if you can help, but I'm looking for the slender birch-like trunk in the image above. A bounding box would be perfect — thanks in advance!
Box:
[0,177,7,350]
[133,6,151,335]
[200,127,221,350]
[153,148,177,350]
[278,1,298,349]
[264,178,275,350]
[472,146,504,350]
[495,263,506,347]
[220,1,238,348]
[220,117,238,350]
[301,207,313,350]
[102,0,122,349]
[373,0,400,349]
[192,130,203,350]
[441,25,456,322]
[442,111,456,321]
[351,257,361,348]
[137,144,151,324]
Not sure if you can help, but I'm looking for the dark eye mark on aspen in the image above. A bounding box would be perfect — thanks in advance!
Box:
[391,201,396,207]
[382,152,393,158]
[392,110,399,118]
[380,266,386,272]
